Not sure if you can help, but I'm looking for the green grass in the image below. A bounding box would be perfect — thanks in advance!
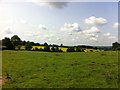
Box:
[2,50,118,88]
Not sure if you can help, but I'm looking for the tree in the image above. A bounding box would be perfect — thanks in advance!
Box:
[75,46,80,52]
[30,42,35,46]
[44,42,50,52]
[67,47,75,52]
[60,44,63,47]
[35,47,39,51]
[75,46,83,52]
[25,41,32,51]
[55,46,59,52]
[17,45,22,50]
[59,49,63,52]
[22,40,26,46]
[51,45,55,52]
[112,42,120,50]
[35,43,40,46]
[11,35,21,46]
[2,37,15,50]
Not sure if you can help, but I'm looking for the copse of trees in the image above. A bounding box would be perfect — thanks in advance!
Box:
[75,46,84,52]
[51,45,63,52]
[67,47,75,52]
[112,42,120,50]
[1,35,41,51]
[2,37,15,50]
[25,41,32,51]
[51,45,55,52]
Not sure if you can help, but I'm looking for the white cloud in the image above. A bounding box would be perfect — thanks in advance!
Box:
[61,22,81,32]
[82,26,100,34]
[103,33,111,36]
[108,36,116,39]
[0,7,2,11]
[80,26,101,42]
[85,16,107,25]
[71,38,75,41]
[108,35,116,39]
[57,37,61,40]
[113,22,120,29]
[0,27,14,39]
[5,28,13,34]
[1,27,13,34]
[87,33,98,38]
[26,0,68,9]
[38,24,48,30]
[20,19,27,24]
[89,37,97,41]
[42,34,56,42]
[101,35,117,45]
[78,27,100,42]
[44,34,55,37]
[102,33,117,41]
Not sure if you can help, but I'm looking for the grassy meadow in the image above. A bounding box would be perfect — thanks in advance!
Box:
[2,50,118,88]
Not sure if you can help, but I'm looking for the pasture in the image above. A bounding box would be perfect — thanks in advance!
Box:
[2,50,118,88]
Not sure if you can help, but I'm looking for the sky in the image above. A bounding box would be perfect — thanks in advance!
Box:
[0,0,119,46]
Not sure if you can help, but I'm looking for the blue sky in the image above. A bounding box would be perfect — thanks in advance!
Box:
[0,0,119,46]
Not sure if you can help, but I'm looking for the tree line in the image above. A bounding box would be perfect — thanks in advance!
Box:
[0,35,120,52]
[0,35,65,52]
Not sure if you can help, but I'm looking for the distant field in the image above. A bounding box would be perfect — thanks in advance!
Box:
[32,46,68,52]
[2,50,118,88]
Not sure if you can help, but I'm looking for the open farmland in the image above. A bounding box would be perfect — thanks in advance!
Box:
[2,50,118,88]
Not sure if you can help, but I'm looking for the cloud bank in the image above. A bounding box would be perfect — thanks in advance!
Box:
[85,16,107,26]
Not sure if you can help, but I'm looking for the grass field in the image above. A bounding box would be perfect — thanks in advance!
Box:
[2,50,118,88]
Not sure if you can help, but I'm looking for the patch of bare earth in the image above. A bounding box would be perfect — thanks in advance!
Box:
[0,75,2,86]
[0,79,2,86]
[0,75,8,86]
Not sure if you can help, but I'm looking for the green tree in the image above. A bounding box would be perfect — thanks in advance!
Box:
[25,41,32,51]
[22,40,26,46]
[35,47,39,51]
[11,35,21,46]
[55,46,59,52]
[44,42,50,52]
[51,45,55,52]
[67,47,75,52]
[17,45,22,50]
[75,46,80,52]
[2,37,15,50]
[60,44,63,47]
[112,42,120,50]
